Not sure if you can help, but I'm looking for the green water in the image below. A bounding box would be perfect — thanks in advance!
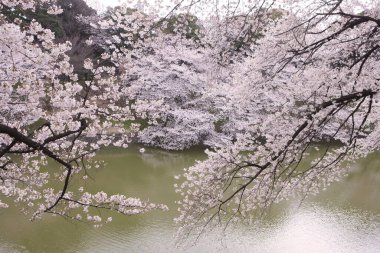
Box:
[0,146,379,253]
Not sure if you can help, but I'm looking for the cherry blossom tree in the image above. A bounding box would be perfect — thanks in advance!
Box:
[89,2,379,240]
[87,5,218,150]
[91,1,281,150]
[174,0,380,241]
[0,0,167,225]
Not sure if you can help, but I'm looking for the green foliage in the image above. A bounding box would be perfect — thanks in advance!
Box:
[232,8,284,52]
[268,8,283,21]
[160,14,201,41]
[0,7,65,38]
[105,6,139,16]
[124,118,149,131]
[214,118,229,133]
[30,10,65,38]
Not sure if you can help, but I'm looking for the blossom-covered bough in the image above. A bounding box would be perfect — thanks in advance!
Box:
[0,0,167,225]
[174,0,380,242]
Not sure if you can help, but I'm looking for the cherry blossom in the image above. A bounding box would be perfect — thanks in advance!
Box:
[0,0,167,224]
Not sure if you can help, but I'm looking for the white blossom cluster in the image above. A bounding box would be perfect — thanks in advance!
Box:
[169,0,380,242]
[90,2,282,150]
[0,1,166,222]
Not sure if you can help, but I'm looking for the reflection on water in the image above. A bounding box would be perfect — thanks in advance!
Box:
[0,146,379,253]
[75,205,380,253]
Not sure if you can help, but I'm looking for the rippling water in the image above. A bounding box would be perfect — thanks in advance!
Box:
[0,146,379,252]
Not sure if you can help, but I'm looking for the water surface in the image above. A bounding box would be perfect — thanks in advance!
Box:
[0,146,379,252]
